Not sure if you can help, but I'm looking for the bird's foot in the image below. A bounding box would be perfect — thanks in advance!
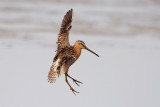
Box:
[72,79,83,86]
[70,87,79,95]
[67,74,83,86]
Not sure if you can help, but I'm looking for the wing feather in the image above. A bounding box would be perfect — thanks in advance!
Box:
[57,9,73,50]
[65,55,76,67]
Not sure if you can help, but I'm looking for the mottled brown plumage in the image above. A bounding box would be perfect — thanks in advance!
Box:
[48,9,99,95]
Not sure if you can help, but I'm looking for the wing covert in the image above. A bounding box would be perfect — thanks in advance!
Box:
[62,55,76,67]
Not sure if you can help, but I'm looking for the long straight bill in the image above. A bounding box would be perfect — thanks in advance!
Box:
[85,47,99,57]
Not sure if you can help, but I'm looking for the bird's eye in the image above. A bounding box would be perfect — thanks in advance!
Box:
[79,43,83,45]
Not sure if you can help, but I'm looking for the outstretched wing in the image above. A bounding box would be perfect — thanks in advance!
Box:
[56,9,73,50]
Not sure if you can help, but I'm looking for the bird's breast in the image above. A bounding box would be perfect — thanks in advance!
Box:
[73,48,81,59]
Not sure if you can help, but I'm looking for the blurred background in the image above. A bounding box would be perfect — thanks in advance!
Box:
[0,0,160,37]
[0,0,160,107]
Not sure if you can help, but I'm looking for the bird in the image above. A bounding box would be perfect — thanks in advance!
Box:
[48,8,99,95]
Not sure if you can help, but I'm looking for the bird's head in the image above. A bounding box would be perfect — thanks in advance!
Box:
[75,40,99,57]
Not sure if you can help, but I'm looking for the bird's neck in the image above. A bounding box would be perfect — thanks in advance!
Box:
[73,45,82,59]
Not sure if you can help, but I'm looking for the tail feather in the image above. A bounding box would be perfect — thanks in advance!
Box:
[48,71,57,83]
[48,59,61,83]
[48,64,57,83]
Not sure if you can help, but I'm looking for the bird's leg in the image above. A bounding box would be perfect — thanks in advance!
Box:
[67,74,83,86]
[65,74,79,95]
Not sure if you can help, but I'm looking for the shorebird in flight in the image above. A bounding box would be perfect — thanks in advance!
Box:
[48,9,99,95]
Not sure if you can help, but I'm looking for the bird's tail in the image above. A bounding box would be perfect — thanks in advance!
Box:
[48,60,61,83]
